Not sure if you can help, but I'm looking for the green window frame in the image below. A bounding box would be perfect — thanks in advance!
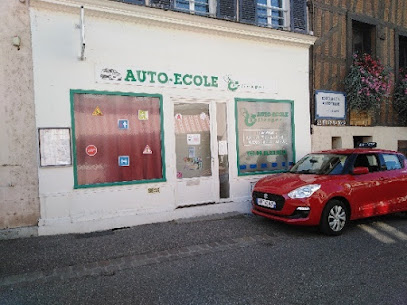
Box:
[235,98,295,176]
[70,89,166,189]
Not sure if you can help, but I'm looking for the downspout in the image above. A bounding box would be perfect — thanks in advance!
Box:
[307,0,315,135]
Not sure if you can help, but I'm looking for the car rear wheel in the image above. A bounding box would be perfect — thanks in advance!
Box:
[320,200,348,236]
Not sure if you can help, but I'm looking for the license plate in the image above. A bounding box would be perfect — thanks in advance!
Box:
[257,198,276,209]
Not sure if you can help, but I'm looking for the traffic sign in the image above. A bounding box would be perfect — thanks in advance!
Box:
[86,145,98,157]
[118,119,129,130]
[118,156,130,166]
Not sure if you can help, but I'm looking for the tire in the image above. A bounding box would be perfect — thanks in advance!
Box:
[320,199,348,236]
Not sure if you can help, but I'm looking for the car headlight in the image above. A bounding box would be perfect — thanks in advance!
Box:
[288,184,321,199]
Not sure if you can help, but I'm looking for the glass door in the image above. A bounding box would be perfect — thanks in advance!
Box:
[174,103,217,206]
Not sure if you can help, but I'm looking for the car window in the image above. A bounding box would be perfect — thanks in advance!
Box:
[382,154,402,170]
[290,154,348,175]
[353,154,379,172]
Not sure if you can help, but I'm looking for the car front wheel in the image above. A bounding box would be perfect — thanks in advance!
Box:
[320,200,348,236]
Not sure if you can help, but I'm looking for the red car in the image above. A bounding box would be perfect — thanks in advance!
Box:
[252,146,407,235]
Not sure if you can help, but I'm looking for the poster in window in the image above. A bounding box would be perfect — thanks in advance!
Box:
[39,128,72,167]
[235,99,294,175]
[71,91,165,188]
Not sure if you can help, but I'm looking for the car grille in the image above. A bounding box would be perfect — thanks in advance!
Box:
[252,191,285,211]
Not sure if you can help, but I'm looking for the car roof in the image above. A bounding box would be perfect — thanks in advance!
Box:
[314,148,401,155]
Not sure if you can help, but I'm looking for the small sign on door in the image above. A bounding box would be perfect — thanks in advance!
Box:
[187,134,201,145]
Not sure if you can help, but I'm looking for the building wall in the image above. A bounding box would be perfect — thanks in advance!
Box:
[0,0,40,229]
[30,0,315,235]
[312,126,407,151]
[310,0,407,151]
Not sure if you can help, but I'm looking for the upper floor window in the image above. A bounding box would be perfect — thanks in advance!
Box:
[175,0,209,15]
[257,0,288,29]
[352,20,376,56]
[122,0,308,33]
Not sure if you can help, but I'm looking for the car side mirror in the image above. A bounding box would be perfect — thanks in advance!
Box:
[352,167,369,175]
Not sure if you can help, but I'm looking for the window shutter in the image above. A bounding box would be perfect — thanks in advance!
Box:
[110,0,146,5]
[290,0,307,33]
[239,0,256,25]
[218,0,237,21]
[150,0,171,9]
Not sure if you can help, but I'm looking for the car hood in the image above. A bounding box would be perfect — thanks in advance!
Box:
[254,173,335,195]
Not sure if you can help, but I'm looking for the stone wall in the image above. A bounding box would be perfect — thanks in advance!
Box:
[0,0,39,228]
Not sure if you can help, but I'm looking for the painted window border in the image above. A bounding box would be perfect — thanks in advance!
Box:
[70,89,166,189]
[234,98,296,176]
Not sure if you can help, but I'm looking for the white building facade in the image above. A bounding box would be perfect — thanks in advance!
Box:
[30,0,315,235]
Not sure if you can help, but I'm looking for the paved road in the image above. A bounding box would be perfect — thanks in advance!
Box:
[1,212,407,305]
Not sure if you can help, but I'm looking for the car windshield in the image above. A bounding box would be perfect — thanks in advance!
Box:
[290,153,348,175]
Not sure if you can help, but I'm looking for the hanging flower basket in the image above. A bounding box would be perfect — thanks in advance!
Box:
[345,53,392,114]
[394,70,407,125]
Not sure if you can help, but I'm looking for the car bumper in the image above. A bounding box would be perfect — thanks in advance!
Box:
[251,196,323,226]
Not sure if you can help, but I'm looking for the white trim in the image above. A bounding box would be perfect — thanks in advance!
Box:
[30,0,316,46]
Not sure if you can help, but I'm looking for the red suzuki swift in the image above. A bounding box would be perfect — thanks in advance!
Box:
[252,146,407,235]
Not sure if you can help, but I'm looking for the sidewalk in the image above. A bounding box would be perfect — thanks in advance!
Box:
[0,212,271,288]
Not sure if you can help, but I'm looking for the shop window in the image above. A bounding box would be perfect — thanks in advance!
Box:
[174,0,209,15]
[235,99,295,175]
[399,35,407,72]
[71,90,165,188]
[257,0,288,29]
[352,20,376,56]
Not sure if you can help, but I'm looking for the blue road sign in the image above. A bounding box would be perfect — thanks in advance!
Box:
[118,156,130,166]
[118,119,129,130]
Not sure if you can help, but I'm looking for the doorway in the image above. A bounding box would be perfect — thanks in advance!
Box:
[174,102,230,207]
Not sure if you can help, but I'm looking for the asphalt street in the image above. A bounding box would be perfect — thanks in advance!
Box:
[1,212,407,305]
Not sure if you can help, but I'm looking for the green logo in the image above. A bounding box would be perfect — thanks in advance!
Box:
[241,108,257,127]
[228,80,239,91]
[224,75,240,92]
[241,109,289,127]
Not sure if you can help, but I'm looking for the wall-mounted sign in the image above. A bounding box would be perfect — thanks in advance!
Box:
[315,91,346,120]
[316,119,346,126]
[39,128,72,167]
[96,66,277,94]
[148,187,160,194]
